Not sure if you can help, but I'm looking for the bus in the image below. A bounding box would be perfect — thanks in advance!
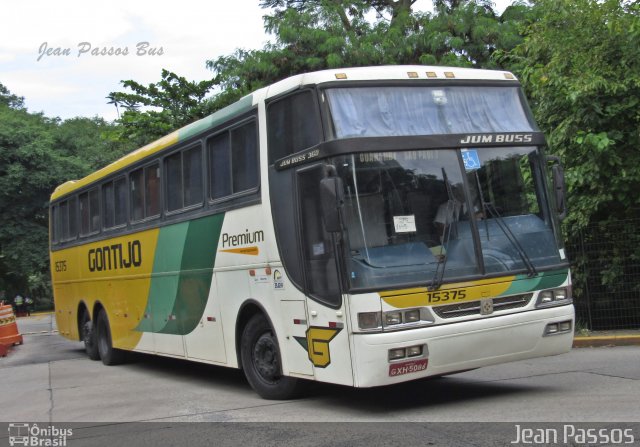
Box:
[49,65,574,399]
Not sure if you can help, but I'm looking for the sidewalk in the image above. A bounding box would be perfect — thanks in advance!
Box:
[573,330,640,348]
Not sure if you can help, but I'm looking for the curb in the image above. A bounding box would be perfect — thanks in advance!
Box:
[573,335,640,348]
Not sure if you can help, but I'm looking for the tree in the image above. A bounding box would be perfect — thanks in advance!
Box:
[0,84,132,302]
[498,0,640,328]
[107,69,218,146]
[499,0,640,229]
[206,0,528,109]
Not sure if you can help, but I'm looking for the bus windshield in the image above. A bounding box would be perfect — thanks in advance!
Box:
[333,147,563,290]
[325,86,536,137]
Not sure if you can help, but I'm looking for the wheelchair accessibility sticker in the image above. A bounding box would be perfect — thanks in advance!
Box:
[462,149,481,171]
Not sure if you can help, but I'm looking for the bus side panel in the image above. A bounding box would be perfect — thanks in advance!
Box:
[50,228,160,350]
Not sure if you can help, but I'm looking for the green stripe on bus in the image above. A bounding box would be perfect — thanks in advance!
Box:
[502,269,569,296]
[178,95,254,142]
[160,213,225,335]
[136,222,190,333]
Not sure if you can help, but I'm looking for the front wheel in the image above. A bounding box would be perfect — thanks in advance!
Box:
[240,314,304,400]
[96,309,125,365]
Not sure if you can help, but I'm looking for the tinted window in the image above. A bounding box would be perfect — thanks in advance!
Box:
[232,122,258,193]
[79,192,90,235]
[60,201,69,240]
[68,196,77,239]
[166,152,182,212]
[209,132,231,200]
[145,164,160,218]
[208,120,259,201]
[297,165,341,306]
[114,177,127,226]
[130,169,144,221]
[103,182,115,228]
[184,146,203,207]
[89,188,100,233]
[51,205,60,244]
[166,146,203,212]
[267,90,322,163]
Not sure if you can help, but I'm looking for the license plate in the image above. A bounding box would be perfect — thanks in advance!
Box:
[389,359,428,377]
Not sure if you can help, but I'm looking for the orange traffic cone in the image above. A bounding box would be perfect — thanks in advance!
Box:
[0,304,23,347]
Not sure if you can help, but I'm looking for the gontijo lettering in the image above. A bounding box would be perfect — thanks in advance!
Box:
[88,240,142,272]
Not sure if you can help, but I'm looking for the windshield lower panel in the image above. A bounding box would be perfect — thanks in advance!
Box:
[333,148,563,291]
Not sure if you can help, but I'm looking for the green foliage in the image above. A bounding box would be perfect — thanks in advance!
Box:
[500,0,640,230]
[107,69,218,147]
[206,0,529,108]
[498,0,640,327]
[0,83,132,301]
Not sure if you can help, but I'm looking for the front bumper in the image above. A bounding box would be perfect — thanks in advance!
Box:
[351,305,574,387]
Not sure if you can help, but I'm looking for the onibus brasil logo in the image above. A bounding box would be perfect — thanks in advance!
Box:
[8,424,72,447]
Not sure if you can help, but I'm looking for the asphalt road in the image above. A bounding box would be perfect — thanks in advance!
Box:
[1,314,639,446]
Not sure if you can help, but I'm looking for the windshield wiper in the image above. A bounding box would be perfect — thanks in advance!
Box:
[429,167,457,291]
[428,201,454,291]
[483,202,538,277]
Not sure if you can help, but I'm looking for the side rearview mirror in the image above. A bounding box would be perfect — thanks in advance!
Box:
[547,156,567,221]
[320,177,344,233]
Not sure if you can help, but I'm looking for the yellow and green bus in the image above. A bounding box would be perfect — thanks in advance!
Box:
[50,66,574,399]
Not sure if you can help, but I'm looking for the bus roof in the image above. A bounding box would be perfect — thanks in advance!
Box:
[51,65,517,202]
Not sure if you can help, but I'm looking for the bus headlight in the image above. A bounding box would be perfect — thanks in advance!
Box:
[536,287,572,308]
[404,309,421,323]
[385,311,402,326]
[358,312,382,330]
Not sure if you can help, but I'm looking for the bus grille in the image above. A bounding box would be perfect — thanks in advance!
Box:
[433,293,533,319]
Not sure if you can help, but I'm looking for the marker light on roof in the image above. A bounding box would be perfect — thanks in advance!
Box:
[335,73,347,80]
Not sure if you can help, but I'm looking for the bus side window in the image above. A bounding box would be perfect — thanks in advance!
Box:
[208,120,259,201]
[68,196,78,240]
[209,132,232,200]
[103,181,115,228]
[130,168,144,221]
[231,121,258,193]
[145,164,160,218]
[267,90,322,164]
[114,177,127,226]
[51,204,59,244]
[183,145,203,207]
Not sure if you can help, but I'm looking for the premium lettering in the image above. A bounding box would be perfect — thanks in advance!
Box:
[222,229,264,248]
[88,240,142,272]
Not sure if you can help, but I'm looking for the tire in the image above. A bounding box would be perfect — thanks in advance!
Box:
[240,314,304,400]
[96,309,125,365]
[80,311,100,360]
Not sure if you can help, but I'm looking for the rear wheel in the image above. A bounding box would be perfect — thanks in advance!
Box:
[240,314,304,400]
[96,309,125,365]
[80,311,99,360]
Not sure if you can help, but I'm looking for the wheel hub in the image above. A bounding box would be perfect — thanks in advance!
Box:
[253,333,280,382]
